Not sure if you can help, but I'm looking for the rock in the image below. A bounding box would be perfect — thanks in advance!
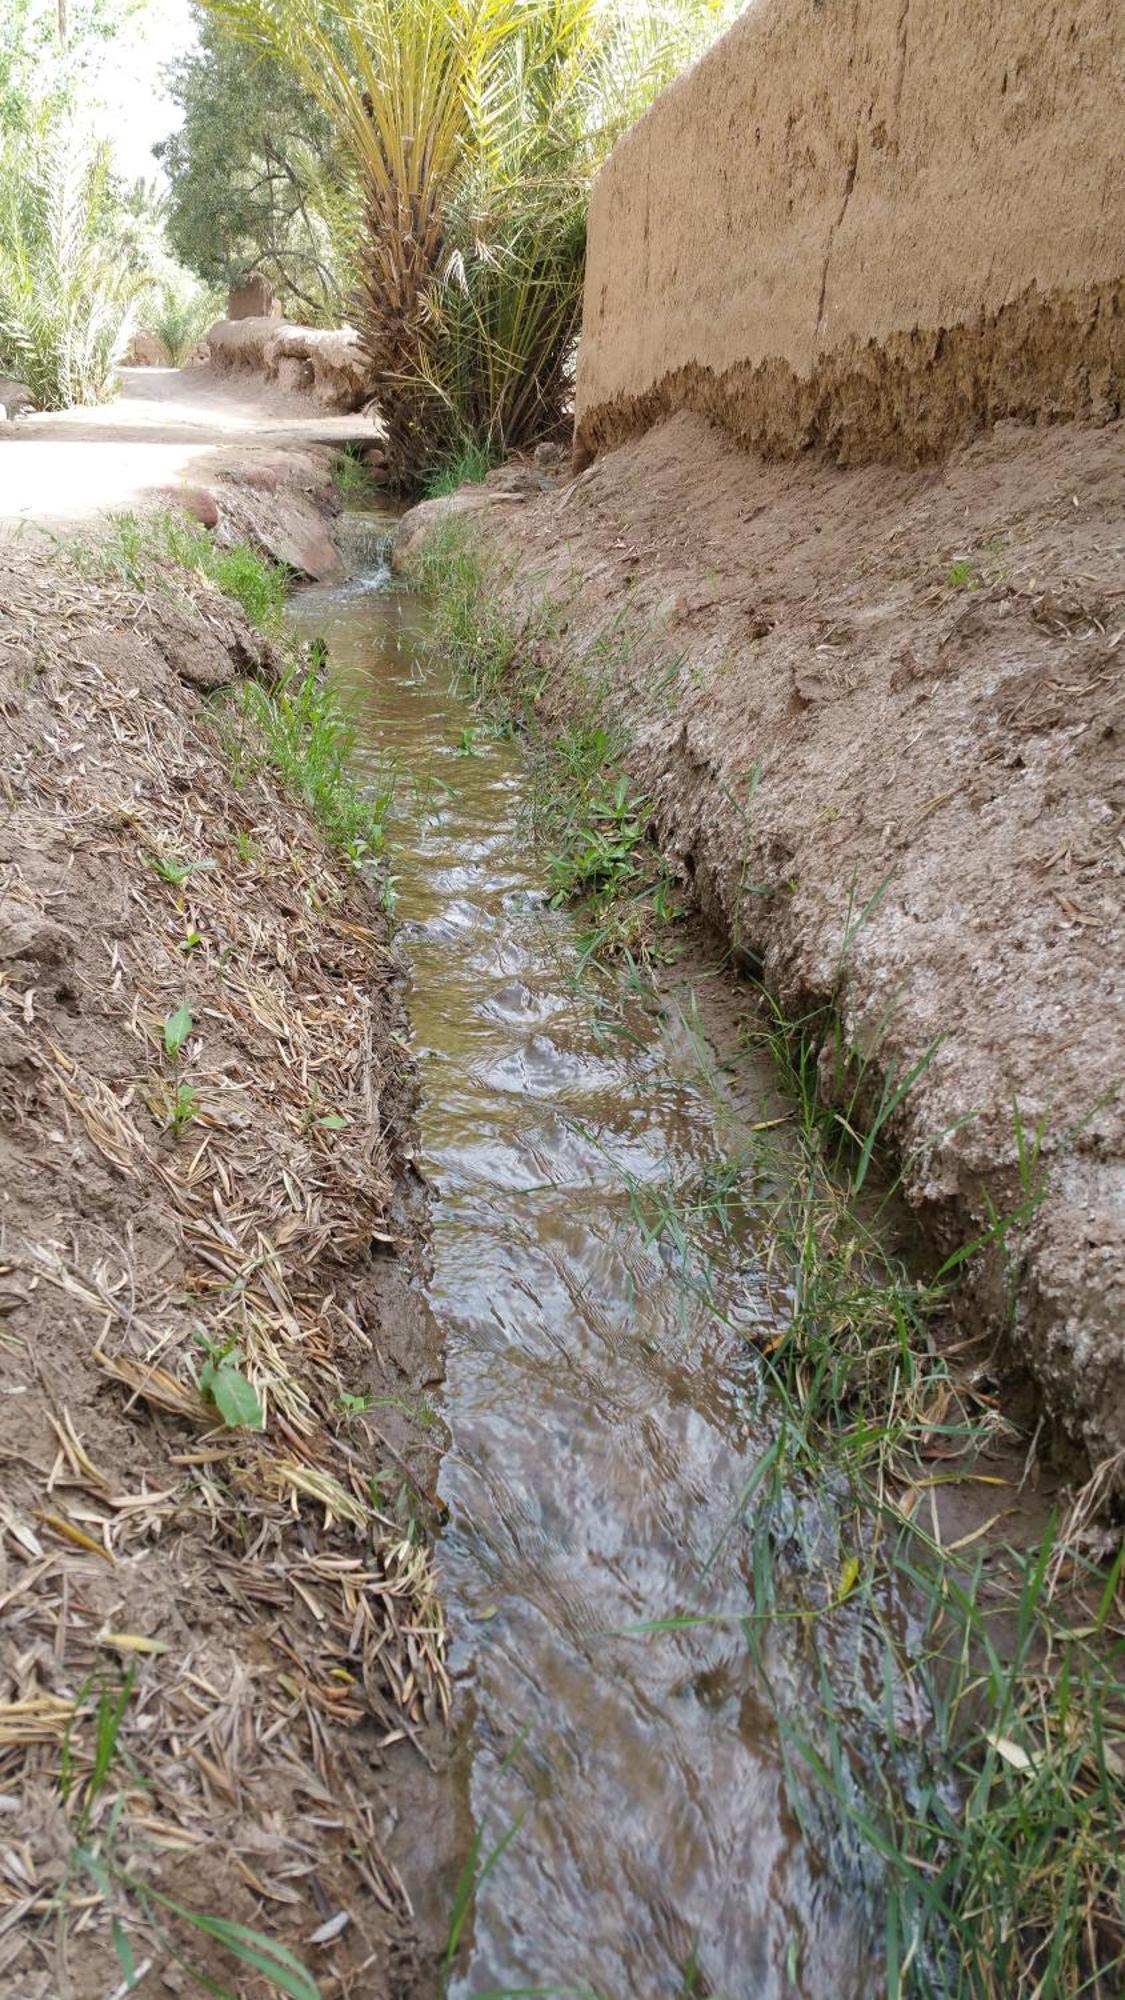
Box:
[484,466,540,495]
[154,484,220,530]
[392,488,511,570]
[0,375,34,418]
[260,499,343,582]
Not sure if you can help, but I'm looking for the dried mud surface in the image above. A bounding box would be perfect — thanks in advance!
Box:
[575,282,1124,471]
[577,0,1123,466]
[0,547,452,1996]
[403,411,1125,1490]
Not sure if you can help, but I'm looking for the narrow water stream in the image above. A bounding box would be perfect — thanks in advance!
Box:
[288,537,881,2000]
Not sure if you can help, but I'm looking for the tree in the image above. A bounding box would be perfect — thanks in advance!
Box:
[157,6,358,323]
[204,0,740,487]
[0,117,141,406]
[0,0,139,133]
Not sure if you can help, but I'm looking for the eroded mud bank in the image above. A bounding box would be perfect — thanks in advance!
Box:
[396,410,1125,1494]
[0,539,452,1995]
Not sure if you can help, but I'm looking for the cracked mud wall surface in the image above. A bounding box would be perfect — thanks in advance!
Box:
[575,0,1124,466]
[397,410,1125,1489]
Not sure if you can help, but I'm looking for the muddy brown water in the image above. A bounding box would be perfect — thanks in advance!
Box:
[287,535,887,2000]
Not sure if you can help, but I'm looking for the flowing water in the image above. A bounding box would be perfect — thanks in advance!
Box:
[288,532,883,2000]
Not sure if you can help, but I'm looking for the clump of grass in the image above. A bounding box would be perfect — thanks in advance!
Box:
[73,512,392,873]
[409,520,527,702]
[410,522,679,951]
[166,1080,199,1135]
[334,445,378,499]
[944,556,980,590]
[226,643,395,871]
[421,440,501,498]
[85,509,290,631]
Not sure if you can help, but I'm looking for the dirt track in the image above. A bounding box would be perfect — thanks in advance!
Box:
[399,409,1125,1492]
[0,363,381,535]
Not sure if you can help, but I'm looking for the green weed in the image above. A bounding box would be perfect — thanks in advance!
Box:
[411,524,678,952]
[166,1080,199,1135]
[334,445,377,498]
[149,851,215,886]
[337,1389,372,1424]
[944,557,979,591]
[85,510,290,631]
[162,1001,193,1060]
[422,440,501,498]
[225,645,396,872]
[193,1331,265,1430]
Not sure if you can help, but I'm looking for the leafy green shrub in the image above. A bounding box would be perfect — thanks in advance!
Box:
[0,118,140,408]
[142,272,225,365]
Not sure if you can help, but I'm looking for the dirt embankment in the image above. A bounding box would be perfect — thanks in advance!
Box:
[208,319,374,417]
[397,410,1125,1492]
[575,0,1123,468]
[0,536,452,1994]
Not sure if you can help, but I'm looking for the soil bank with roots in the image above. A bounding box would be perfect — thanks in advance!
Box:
[396,408,1125,1501]
[0,472,455,1995]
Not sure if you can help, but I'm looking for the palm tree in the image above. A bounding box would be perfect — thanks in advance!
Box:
[205,0,737,484]
[208,0,516,480]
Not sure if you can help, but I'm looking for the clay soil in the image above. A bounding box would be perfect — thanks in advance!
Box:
[401,410,1125,1494]
[0,537,451,1996]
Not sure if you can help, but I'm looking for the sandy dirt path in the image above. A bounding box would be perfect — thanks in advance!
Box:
[0,362,381,537]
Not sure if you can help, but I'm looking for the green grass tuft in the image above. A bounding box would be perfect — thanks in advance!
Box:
[224,644,395,872]
[85,508,290,630]
[421,440,502,498]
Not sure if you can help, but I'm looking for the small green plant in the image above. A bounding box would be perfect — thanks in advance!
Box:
[338,1389,372,1424]
[149,852,215,886]
[422,440,500,498]
[545,774,648,905]
[167,1081,199,1135]
[194,1333,265,1430]
[235,830,259,864]
[227,649,395,870]
[163,1001,193,1059]
[334,446,376,498]
[944,556,979,590]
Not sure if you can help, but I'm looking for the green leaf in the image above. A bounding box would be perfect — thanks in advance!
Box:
[164,1909,321,2000]
[163,1002,193,1058]
[111,1917,138,1988]
[318,1113,349,1131]
[207,1365,264,1431]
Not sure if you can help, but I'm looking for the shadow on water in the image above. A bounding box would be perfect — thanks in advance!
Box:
[287,520,891,2000]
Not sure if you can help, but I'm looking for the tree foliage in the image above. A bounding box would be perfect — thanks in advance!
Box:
[157,7,358,323]
[0,116,141,407]
[204,0,735,485]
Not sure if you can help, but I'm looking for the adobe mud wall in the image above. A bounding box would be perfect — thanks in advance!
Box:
[575,0,1124,467]
[207,315,374,413]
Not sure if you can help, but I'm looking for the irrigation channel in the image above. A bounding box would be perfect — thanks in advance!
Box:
[287,522,898,2000]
